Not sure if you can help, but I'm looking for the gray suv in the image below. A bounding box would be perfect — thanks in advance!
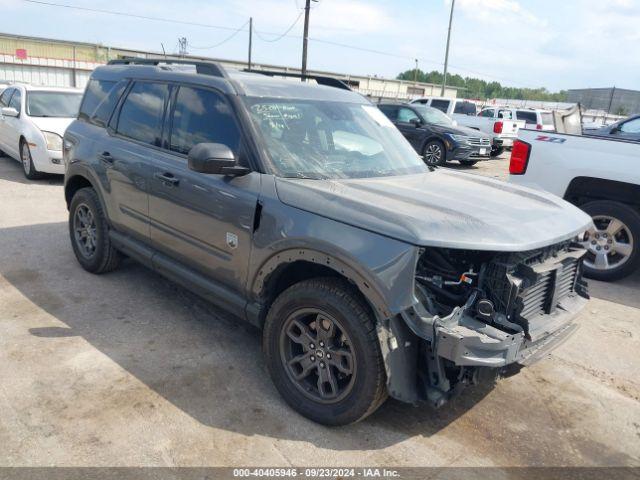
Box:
[64,59,592,425]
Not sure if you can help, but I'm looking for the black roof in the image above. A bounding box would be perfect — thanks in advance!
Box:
[94,58,367,103]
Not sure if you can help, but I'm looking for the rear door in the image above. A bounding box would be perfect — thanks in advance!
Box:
[106,80,171,241]
[148,84,259,293]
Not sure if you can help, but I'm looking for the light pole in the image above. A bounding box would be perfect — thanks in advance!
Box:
[441,0,455,96]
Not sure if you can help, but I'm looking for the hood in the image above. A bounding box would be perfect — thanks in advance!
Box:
[29,116,75,137]
[275,170,592,251]
[429,123,489,138]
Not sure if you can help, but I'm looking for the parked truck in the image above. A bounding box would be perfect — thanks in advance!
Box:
[509,130,640,281]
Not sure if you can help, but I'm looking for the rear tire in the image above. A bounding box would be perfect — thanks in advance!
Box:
[459,160,478,166]
[263,278,387,426]
[580,200,640,281]
[20,140,43,180]
[69,187,122,274]
[423,140,446,166]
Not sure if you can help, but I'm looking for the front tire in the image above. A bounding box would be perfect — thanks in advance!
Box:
[20,140,43,180]
[580,200,640,281]
[263,278,386,426]
[423,140,447,166]
[69,187,122,274]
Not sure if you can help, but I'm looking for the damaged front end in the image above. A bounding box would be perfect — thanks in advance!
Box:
[378,240,589,407]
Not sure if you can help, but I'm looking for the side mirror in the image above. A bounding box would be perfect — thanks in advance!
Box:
[187,143,249,176]
[409,117,422,127]
[2,107,19,117]
[610,126,620,134]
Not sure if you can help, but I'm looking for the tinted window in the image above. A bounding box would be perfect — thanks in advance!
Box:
[454,101,476,115]
[92,80,127,127]
[479,109,494,117]
[517,110,537,123]
[117,82,169,146]
[27,92,82,117]
[430,99,450,113]
[620,117,640,133]
[377,105,398,121]
[9,89,21,112]
[169,86,240,155]
[398,107,420,123]
[79,79,117,121]
[0,88,13,107]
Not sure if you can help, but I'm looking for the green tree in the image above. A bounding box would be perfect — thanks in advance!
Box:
[397,69,567,102]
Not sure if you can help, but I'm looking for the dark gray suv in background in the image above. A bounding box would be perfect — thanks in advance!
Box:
[64,59,591,425]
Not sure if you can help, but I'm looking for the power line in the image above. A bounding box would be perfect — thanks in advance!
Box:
[253,11,304,43]
[189,19,250,49]
[18,0,539,88]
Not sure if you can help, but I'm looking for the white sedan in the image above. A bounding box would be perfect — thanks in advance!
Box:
[0,84,82,179]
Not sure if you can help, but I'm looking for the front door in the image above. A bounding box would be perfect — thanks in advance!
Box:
[396,107,425,151]
[148,85,259,293]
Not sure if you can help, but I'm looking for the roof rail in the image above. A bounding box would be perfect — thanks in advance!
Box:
[244,69,352,91]
[108,57,228,79]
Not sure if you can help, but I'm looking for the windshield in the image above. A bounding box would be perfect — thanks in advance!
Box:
[243,97,428,179]
[413,105,453,126]
[27,92,83,117]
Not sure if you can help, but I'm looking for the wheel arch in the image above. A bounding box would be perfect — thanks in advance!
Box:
[565,177,640,210]
[65,174,95,209]
[251,248,392,327]
[420,135,446,155]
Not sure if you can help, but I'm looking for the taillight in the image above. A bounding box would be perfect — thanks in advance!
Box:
[493,121,503,134]
[509,140,531,175]
[536,124,543,130]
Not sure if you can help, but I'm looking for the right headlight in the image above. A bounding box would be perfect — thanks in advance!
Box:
[449,134,470,144]
[41,131,63,151]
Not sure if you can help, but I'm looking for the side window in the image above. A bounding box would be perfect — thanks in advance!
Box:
[454,101,476,115]
[91,80,128,127]
[517,111,537,123]
[397,107,420,123]
[9,89,21,112]
[619,118,640,134]
[430,99,450,113]
[378,105,398,121]
[497,109,513,119]
[0,88,13,108]
[116,82,169,147]
[79,79,117,121]
[479,109,494,118]
[169,86,240,155]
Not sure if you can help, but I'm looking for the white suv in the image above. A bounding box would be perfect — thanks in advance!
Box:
[478,107,555,131]
[0,84,82,178]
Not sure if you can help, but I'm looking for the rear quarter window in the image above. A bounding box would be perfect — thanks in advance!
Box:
[78,79,117,122]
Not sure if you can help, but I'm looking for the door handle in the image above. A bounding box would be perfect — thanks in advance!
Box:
[98,151,114,164]
[154,172,180,186]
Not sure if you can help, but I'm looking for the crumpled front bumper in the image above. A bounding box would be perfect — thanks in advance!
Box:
[435,296,587,368]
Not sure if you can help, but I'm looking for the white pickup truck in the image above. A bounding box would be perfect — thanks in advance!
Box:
[411,97,525,155]
[509,129,640,281]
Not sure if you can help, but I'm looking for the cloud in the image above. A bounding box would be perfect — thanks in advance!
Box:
[449,0,547,27]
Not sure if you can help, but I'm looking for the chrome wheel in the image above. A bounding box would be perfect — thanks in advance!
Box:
[424,142,443,165]
[280,308,356,404]
[582,215,634,271]
[73,203,98,258]
[21,143,31,175]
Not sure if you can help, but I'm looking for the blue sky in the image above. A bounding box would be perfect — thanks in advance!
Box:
[4,0,639,91]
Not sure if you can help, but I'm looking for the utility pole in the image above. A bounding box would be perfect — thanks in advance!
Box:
[248,17,253,70]
[301,0,318,77]
[178,37,188,57]
[413,58,419,83]
[441,0,455,96]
